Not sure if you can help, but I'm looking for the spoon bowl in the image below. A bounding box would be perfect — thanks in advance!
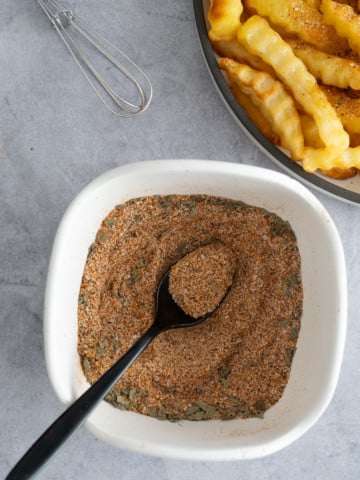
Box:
[155,270,215,330]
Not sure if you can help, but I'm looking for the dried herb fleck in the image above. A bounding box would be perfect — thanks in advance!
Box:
[254,398,267,418]
[174,242,194,258]
[88,242,97,255]
[78,294,88,306]
[290,326,298,340]
[125,271,142,286]
[155,228,172,240]
[82,356,91,372]
[185,402,219,421]
[116,394,130,408]
[270,217,294,238]
[277,318,290,327]
[104,218,117,227]
[218,364,232,386]
[157,196,173,209]
[96,230,108,244]
[285,347,297,367]
[282,274,301,296]
[97,339,109,355]
[229,396,251,418]
[134,257,146,269]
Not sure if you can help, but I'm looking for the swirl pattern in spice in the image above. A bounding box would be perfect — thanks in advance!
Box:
[78,194,303,421]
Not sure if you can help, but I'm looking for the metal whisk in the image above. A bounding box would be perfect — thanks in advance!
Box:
[37,0,152,116]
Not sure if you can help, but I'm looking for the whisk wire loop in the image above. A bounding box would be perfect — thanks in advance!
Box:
[37,0,152,116]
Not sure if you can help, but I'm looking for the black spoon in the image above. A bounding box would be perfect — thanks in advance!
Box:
[6,269,227,480]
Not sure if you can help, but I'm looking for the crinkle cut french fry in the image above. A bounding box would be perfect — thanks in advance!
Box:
[296,117,356,181]
[228,79,280,145]
[244,0,347,55]
[299,119,359,177]
[304,0,320,9]
[303,147,360,172]
[320,166,358,180]
[211,37,275,76]
[288,39,360,90]
[208,0,243,40]
[237,16,349,152]
[321,0,360,55]
[299,114,324,148]
[218,57,304,160]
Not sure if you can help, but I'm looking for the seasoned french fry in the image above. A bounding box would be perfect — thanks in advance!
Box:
[207,0,360,177]
[237,16,349,152]
[321,85,360,134]
[304,0,320,9]
[228,79,280,145]
[297,116,357,180]
[244,0,347,54]
[338,148,360,169]
[303,147,360,172]
[288,39,360,90]
[299,114,324,148]
[320,166,358,180]
[211,37,275,75]
[302,148,336,172]
[208,0,243,40]
[218,57,304,159]
[321,0,360,55]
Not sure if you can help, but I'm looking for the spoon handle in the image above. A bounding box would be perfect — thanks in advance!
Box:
[6,323,160,480]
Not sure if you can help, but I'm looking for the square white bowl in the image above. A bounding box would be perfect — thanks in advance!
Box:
[44,159,347,460]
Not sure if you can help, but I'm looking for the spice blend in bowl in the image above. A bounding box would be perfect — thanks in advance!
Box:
[78,194,303,422]
[44,160,346,460]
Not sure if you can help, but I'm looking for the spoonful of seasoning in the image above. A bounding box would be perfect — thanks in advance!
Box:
[6,242,235,480]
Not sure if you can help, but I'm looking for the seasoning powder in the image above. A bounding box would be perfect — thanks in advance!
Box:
[78,194,303,421]
[169,242,236,318]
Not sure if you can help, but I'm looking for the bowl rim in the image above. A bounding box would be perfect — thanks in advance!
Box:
[193,0,360,206]
[43,159,347,460]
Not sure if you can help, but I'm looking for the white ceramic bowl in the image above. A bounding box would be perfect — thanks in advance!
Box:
[44,160,347,460]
